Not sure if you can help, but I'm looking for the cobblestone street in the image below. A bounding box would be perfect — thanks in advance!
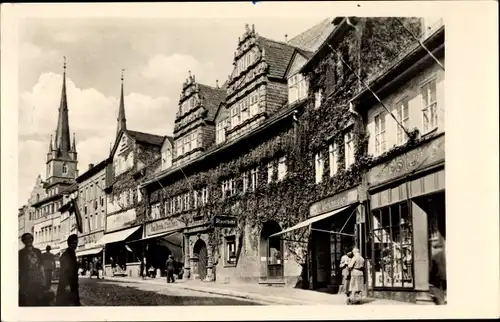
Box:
[51,278,262,306]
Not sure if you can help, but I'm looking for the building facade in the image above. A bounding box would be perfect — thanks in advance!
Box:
[30,62,79,255]
[99,77,166,278]
[73,159,108,268]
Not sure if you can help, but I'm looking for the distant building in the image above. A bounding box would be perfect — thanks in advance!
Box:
[31,61,78,254]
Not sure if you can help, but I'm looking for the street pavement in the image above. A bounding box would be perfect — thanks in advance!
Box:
[50,278,262,306]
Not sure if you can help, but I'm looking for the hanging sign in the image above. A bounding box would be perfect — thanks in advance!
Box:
[212,215,237,228]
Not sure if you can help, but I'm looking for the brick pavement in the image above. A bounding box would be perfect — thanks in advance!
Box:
[93,275,413,306]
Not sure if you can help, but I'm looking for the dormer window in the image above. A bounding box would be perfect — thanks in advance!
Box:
[161,148,172,170]
[62,163,68,175]
[288,73,309,104]
[216,121,227,144]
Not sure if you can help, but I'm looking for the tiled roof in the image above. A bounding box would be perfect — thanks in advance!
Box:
[126,130,165,146]
[198,84,227,122]
[257,36,297,79]
[287,18,336,52]
[165,136,174,146]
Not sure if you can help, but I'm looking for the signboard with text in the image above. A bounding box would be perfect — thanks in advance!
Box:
[309,187,359,217]
[212,215,237,228]
[105,209,136,232]
[145,217,185,237]
[367,134,445,187]
[78,231,104,250]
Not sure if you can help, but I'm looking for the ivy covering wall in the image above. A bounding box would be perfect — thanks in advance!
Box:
[143,17,425,267]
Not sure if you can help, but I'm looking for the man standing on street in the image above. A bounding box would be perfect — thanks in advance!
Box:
[42,245,56,290]
[56,234,81,306]
[166,255,175,283]
[348,248,365,305]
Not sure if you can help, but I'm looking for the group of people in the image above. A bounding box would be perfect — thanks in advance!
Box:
[140,254,183,283]
[339,247,365,305]
[19,233,81,306]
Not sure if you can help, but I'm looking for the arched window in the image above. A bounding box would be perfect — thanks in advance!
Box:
[62,163,68,174]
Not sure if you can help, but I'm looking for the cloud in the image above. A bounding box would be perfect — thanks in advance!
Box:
[139,53,218,89]
[18,72,175,206]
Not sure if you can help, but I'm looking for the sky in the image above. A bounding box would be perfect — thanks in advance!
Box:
[17,15,329,207]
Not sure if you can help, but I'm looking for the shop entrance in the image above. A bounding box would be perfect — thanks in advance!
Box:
[260,221,284,280]
[311,206,357,292]
[193,239,207,280]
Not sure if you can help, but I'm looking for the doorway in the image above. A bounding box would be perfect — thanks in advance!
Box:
[260,221,284,281]
[193,239,207,280]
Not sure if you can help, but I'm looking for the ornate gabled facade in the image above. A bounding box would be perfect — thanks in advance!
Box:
[173,72,226,165]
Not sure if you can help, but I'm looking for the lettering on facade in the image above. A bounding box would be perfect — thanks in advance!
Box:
[368,135,445,187]
[78,231,104,249]
[146,217,185,237]
[309,188,359,217]
[213,216,237,228]
[106,209,136,232]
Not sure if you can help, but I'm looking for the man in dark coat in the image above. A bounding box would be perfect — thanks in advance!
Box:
[429,237,447,305]
[19,233,47,306]
[41,245,56,289]
[166,255,175,283]
[56,234,81,306]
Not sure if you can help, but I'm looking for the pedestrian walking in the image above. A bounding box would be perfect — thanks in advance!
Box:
[339,251,353,299]
[140,257,147,280]
[56,234,81,306]
[96,257,103,279]
[41,245,56,290]
[429,236,447,305]
[166,255,175,283]
[18,233,47,306]
[348,248,365,305]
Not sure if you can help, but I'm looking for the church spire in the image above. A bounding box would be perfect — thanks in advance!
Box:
[54,56,71,157]
[48,134,53,152]
[116,69,127,136]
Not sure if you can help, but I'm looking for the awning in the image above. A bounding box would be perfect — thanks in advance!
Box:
[270,204,355,238]
[134,231,183,262]
[76,247,103,257]
[96,226,141,245]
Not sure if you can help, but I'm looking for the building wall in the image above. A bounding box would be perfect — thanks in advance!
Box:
[366,58,445,157]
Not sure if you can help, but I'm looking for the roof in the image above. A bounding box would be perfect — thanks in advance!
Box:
[75,158,109,183]
[287,18,336,52]
[257,36,297,79]
[125,130,165,146]
[197,84,227,121]
[31,181,77,208]
[164,136,174,147]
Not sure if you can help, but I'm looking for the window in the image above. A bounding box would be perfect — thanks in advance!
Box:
[314,89,323,109]
[371,202,413,288]
[278,157,287,181]
[216,121,226,144]
[374,112,387,155]
[151,202,161,219]
[170,198,175,214]
[230,179,237,196]
[250,93,259,117]
[222,179,235,198]
[161,148,172,170]
[396,98,410,145]
[184,136,191,154]
[345,132,355,169]
[176,140,183,158]
[191,132,198,150]
[231,106,240,128]
[242,172,249,192]
[62,163,68,174]
[251,168,259,191]
[422,80,438,133]
[241,100,249,123]
[225,236,237,266]
[288,74,309,104]
[329,143,338,176]
[184,193,190,211]
[315,153,324,184]
[201,187,209,205]
[84,205,88,215]
[267,163,274,183]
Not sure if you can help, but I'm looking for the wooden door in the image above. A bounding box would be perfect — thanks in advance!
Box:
[197,244,207,280]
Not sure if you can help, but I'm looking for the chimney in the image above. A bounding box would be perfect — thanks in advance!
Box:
[88,163,94,170]
[285,34,288,42]
[216,80,219,88]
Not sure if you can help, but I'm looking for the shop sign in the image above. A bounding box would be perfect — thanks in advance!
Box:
[106,209,136,232]
[368,135,445,187]
[78,231,104,249]
[309,187,358,217]
[213,215,237,228]
[145,217,185,237]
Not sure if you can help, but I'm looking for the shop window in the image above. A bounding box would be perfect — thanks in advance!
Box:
[371,201,414,288]
[225,236,237,266]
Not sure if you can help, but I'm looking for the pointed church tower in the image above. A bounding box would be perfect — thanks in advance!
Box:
[116,69,127,137]
[46,57,78,184]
